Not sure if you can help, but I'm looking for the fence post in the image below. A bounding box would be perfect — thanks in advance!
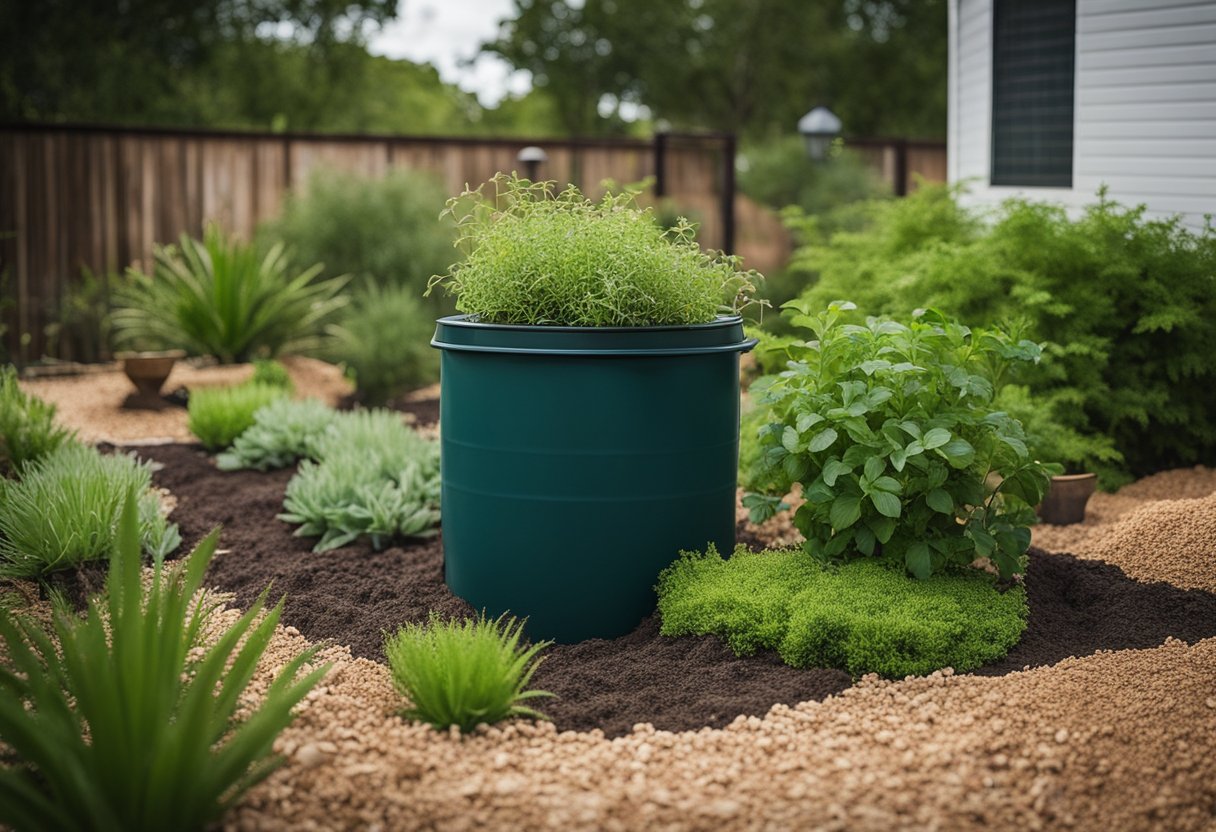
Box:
[722,133,736,255]
[894,138,908,197]
[653,131,668,197]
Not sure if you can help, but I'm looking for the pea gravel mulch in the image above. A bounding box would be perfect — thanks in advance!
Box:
[138,442,1216,739]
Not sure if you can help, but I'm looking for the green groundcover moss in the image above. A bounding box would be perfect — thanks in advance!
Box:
[656,546,1027,678]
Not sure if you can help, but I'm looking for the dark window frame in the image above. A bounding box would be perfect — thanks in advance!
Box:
[990,0,1076,188]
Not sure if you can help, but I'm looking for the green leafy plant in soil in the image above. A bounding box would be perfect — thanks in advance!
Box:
[786,185,1216,485]
[0,495,329,832]
[657,546,1027,678]
[250,358,294,392]
[749,302,1057,579]
[113,224,349,363]
[327,282,440,406]
[216,398,337,472]
[0,443,180,579]
[279,410,441,551]
[427,173,762,327]
[384,612,553,733]
[0,366,76,476]
[187,382,288,451]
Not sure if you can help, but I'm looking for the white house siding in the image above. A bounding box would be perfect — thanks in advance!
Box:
[949,0,1216,229]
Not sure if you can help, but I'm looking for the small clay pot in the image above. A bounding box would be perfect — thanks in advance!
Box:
[117,350,186,399]
[1037,473,1098,526]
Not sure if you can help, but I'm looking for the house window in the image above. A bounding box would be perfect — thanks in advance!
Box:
[990,0,1076,187]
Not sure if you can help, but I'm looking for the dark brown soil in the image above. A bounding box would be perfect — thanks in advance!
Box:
[139,443,1216,738]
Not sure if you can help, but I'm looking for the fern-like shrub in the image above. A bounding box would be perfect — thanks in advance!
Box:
[0,367,76,476]
[216,398,337,472]
[428,173,761,327]
[279,410,441,551]
[0,496,329,831]
[785,185,1216,485]
[657,545,1026,678]
[384,612,552,732]
[187,382,288,450]
[0,443,180,578]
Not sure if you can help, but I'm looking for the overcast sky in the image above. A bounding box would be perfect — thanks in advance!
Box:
[368,0,531,106]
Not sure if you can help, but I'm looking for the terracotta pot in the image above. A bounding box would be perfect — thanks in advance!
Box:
[117,350,186,398]
[1037,473,1097,526]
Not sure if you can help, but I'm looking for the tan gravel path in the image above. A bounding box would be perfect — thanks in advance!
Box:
[19,356,352,444]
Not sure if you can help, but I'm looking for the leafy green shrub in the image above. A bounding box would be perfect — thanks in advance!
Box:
[251,358,294,391]
[113,224,349,363]
[216,398,337,471]
[740,137,889,220]
[0,443,179,578]
[0,366,76,476]
[279,410,441,551]
[788,186,1216,483]
[187,382,288,450]
[750,302,1057,579]
[0,496,329,831]
[428,173,761,327]
[384,612,552,732]
[657,546,1027,678]
[328,282,439,405]
[264,168,455,305]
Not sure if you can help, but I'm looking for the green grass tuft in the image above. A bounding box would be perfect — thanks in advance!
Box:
[428,173,761,327]
[657,546,1027,678]
[384,612,553,733]
[0,366,76,476]
[216,398,337,472]
[0,494,329,831]
[250,358,294,392]
[187,382,288,450]
[0,443,180,578]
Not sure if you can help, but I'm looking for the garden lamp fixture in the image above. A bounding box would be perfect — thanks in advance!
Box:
[517,146,548,181]
[798,106,842,161]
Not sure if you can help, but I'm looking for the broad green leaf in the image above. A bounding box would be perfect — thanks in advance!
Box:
[822,458,852,487]
[863,456,885,482]
[905,542,932,579]
[870,490,901,518]
[938,438,976,468]
[782,425,801,453]
[867,515,897,544]
[872,476,902,493]
[859,359,891,376]
[796,412,824,434]
[926,488,954,514]
[829,495,863,530]
[854,525,877,555]
[922,427,951,449]
[808,428,838,453]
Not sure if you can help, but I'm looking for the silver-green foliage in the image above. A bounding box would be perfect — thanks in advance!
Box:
[0,496,329,831]
[384,612,552,733]
[427,173,761,327]
[657,545,1027,678]
[216,398,337,471]
[113,224,349,363]
[279,410,441,551]
[0,366,76,476]
[0,443,180,578]
[187,382,288,451]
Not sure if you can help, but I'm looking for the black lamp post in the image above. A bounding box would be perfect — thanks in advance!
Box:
[798,106,842,161]
[517,146,548,181]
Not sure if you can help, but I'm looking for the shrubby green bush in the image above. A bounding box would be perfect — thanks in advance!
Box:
[740,137,889,223]
[657,545,1027,678]
[786,186,1216,483]
[279,410,441,551]
[327,282,439,405]
[384,612,553,733]
[114,225,348,363]
[187,382,288,450]
[0,366,76,476]
[264,168,455,304]
[216,398,337,471]
[0,443,180,578]
[428,173,761,327]
[0,496,328,832]
[250,358,294,391]
[749,303,1056,579]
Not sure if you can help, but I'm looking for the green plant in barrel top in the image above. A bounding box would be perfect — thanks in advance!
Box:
[748,301,1059,579]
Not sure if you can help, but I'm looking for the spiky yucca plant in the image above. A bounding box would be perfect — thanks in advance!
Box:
[0,496,330,831]
[113,224,348,363]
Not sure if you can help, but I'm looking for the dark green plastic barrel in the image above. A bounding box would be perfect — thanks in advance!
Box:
[432,315,757,643]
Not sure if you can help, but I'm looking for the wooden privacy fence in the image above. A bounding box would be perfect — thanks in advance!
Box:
[0,122,943,361]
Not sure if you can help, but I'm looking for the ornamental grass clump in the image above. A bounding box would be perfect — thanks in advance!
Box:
[0,443,179,578]
[427,173,761,327]
[384,612,553,733]
[0,496,329,832]
[0,366,76,476]
[279,410,441,551]
[187,381,287,450]
[657,545,1027,678]
[748,302,1058,579]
